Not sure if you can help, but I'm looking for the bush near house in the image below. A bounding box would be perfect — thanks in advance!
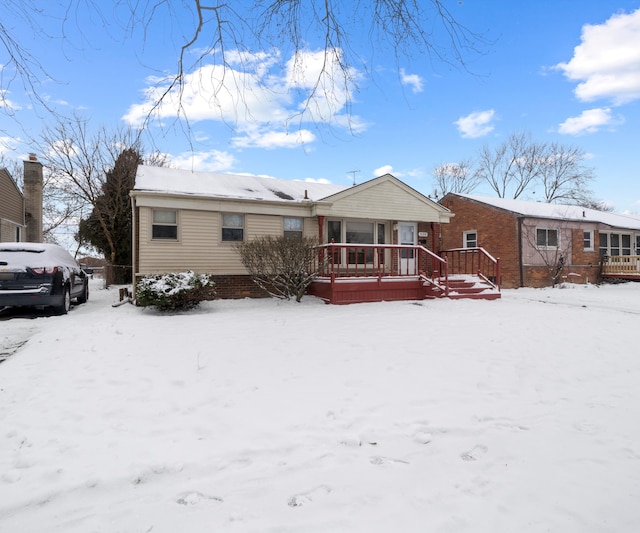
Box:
[136,271,217,311]
[235,236,322,302]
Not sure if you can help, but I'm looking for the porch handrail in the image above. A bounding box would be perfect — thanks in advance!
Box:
[314,243,448,286]
[601,255,640,274]
[440,247,501,291]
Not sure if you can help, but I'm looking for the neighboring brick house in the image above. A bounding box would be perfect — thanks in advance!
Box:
[439,193,640,288]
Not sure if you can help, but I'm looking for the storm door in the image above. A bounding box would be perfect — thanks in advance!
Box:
[398,222,417,275]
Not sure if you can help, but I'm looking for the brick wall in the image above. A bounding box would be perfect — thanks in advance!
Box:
[439,195,522,288]
[210,275,270,299]
[439,195,604,288]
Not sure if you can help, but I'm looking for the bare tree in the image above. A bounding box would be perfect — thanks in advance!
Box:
[521,219,574,287]
[475,132,598,206]
[538,141,595,204]
[38,115,165,255]
[476,132,544,199]
[0,154,22,188]
[2,1,482,131]
[432,159,479,199]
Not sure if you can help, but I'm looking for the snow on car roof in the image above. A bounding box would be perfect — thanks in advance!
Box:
[0,242,79,269]
[133,165,347,202]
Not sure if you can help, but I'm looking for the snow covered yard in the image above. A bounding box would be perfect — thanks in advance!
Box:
[1,281,640,532]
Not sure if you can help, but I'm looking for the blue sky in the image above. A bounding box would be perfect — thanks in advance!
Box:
[2,1,640,212]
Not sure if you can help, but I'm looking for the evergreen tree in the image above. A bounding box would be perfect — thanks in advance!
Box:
[78,148,142,284]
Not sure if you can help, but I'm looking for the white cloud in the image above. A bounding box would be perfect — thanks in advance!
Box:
[0,136,19,154]
[557,107,623,135]
[167,150,236,172]
[555,9,640,105]
[232,128,316,149]
[374,165,394,176]
[454,109,496,138]
[400,69,424,93]
[123,48,362,149]
[0,90,21,111]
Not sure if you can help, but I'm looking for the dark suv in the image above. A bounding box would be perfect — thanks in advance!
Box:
[0,242,89,314]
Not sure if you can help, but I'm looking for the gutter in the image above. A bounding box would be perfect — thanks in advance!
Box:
[518,216,524,287]
[130,192,137,300]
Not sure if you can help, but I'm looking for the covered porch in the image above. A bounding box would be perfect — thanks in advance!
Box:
[308,244,501,304]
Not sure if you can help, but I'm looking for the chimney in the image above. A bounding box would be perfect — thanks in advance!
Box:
[24,154,43,242]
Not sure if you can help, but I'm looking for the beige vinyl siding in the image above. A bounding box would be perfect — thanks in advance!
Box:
[0,170,24,225]
[138,208,229,274]
[246,214,281,238]
[137,209,321,276]
[321,180,442,221]
[303,217,318,238]
[1,220,20,241]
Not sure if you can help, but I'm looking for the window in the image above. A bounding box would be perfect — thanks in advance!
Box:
[463,231,477,248]
[536,228,558,248]
[377,224,386,245]
[283,217,303,239]
[583,230,594,251]
[346,221,374,264]
[326,220,386,264]
[152,209,178,239]
[599,232,609,257]
[328,220,342,264]
[222,214,244,241]
[600,232,633,256]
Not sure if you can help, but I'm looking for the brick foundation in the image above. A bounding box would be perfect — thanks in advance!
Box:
[210,275,271,299]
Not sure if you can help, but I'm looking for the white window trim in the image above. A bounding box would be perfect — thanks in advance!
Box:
[536,227,559,250]
[151,209,179,241]
[583,230,594,252]
[221,213,244,242]
[283,216,304,239]
[463,230,478,249]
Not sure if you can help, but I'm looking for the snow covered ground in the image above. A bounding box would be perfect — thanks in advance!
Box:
[1,280,640,532]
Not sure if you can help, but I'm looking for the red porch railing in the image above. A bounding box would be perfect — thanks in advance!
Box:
[439,247,501,291]
[313,242,450,293]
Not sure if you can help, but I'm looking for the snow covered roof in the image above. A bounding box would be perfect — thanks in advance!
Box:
[457,194,640,230]
[134,166,347,203]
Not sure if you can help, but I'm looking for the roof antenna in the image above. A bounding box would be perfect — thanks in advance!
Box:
[348,169,360,186]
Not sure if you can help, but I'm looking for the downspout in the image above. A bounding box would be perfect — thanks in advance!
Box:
[517,216,524,287]
[130,192,137,299]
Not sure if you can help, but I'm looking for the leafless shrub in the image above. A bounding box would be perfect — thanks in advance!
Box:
[236,236,322,302]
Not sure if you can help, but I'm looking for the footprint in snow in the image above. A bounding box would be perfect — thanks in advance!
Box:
[176,491,223,505]
[461,444,488,461]
[288,485,332,507]
[370,456,410,466]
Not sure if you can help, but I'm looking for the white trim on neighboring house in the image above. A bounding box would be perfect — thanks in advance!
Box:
[535,227,559,250]
[463,230,477,248]
[599,231,634,256]
[583,230,594,251]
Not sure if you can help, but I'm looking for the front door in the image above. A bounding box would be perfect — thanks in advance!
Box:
[398,222,417,275]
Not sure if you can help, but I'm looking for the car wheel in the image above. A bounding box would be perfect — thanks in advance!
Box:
[77,281,89,304]
[55,286,71,315]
